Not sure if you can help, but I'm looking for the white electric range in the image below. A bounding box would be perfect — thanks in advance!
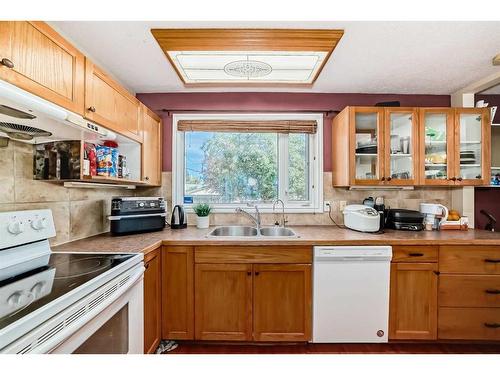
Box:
[0,209,144,354]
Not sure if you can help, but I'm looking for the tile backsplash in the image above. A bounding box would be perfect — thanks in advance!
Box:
[159,172,453,227]
[0,140,156,246]
[0,140,453,245]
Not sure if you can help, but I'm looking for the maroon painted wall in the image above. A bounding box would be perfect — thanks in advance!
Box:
[136,92,451,172]
[475,188,500,230]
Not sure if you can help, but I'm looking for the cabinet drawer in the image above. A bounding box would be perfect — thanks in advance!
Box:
[440,246,500,274]
[194,246,312,264]
[439,307,500,340]
[439,275,500,307]
[392,246,438,263]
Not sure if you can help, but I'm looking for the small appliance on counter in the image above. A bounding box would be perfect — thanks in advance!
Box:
[170,205,187,229]
[419,203,449,230]
[343,204,380,233]
[362,196,386,230]
[108,197,166,235]
[385,209,424,231]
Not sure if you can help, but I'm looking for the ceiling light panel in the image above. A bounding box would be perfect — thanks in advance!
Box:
[168,51,327,83]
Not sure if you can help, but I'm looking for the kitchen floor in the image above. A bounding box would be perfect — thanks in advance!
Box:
[166,342,500,354]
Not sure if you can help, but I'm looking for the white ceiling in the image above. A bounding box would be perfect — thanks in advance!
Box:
[480,84,500,95]
[49,21,500,95]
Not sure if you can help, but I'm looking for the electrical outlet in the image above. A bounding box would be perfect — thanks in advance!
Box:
[339,200,347,212]
[323,201,331,212]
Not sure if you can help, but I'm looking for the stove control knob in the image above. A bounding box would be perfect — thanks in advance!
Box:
[7,292,23,306]
[139,202,145,208]
[31,282,45,297]
[8,220,25,235]
[31,217,47,231]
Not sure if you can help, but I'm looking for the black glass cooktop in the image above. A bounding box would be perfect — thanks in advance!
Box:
[0,252,135,330]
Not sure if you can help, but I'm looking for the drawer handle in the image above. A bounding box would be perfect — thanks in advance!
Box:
[255,271,260,276]
[409,252,424,257]
[485,289,500,295]
[87,106,96,113]
[247,271,251,276]
[484,323,500,329]
[1,58,14,69]
[484,259,500,263]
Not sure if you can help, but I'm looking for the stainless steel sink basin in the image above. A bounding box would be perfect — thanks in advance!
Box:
[260,227,297,237]
[207,226,298,238]
[208,226,258,237]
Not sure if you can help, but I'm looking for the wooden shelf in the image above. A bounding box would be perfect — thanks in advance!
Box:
[425,163,447,167]
[82,175,147,185]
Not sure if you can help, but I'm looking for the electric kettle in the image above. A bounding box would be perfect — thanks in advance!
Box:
[170,205,187,229]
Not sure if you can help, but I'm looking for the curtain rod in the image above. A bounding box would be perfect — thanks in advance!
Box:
[158,109,340,117]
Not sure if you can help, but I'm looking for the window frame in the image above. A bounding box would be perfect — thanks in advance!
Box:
[172,113,323,213]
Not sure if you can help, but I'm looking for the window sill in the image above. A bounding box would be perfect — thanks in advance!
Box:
[182,206,324,214]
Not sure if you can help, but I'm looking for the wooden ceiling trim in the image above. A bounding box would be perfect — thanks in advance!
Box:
[150,28,344,52]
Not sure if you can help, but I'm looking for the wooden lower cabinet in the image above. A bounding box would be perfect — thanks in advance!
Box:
[389,262,438,340]
[253,264,311,342]
[161,246,194,340]
[195,264,253,341]
[143,247,161,354]
[439,307,500,340]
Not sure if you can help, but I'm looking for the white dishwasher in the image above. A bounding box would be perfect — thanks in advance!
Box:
[312,246,392,343]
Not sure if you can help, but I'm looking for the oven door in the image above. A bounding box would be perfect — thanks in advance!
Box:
[51,274,143,354]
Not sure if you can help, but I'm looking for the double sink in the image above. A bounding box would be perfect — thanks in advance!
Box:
[208,226,298,238]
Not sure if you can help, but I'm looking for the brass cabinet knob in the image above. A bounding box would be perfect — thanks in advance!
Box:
[144,176,150,181]
[386,177,392,181]
[1,58,14,69]
[457,177,463,181]
[87,106,96,112]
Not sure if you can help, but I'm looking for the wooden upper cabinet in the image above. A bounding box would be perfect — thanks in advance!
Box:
[333,106,491,187]
[333,106,385,186]
[194,263,253,341]
[0,21,85,115]
[389,262,438,340]
[84,59,142,142]
[384,108,419,185]
[143,247,161,354]
[453,108,490,186]
[162,246,194,340]
[418,108,455,185]
[253,264,311,342]
[140,104,162,186]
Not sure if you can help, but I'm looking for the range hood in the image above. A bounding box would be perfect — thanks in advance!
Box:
[0,79,116,144]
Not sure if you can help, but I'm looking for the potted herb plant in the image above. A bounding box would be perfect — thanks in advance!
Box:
[193,203,211,229]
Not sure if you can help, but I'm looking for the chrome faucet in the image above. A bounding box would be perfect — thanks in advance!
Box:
[272,199,287,227]
[235,203,261,231]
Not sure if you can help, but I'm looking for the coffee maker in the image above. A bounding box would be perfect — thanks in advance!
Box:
[419,203,448,230]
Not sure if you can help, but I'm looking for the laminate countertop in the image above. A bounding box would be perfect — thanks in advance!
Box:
[52,226,500,256]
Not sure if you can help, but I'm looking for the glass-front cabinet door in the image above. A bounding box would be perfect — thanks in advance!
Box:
[384,108,418,185]
[454,108,490,185]
[419,108,455,185]
[350,107,385,185]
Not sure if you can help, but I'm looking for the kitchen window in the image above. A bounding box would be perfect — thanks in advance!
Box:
[172,113,323,213]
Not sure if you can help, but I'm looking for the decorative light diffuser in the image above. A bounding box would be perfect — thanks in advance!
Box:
[151,29,344,85]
